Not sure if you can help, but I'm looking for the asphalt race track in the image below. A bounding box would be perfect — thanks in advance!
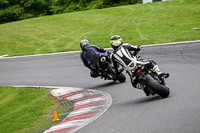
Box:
[0,42,200,133]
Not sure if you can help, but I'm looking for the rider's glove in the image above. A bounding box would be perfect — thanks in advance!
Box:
[118,67,124,73]
[107,51,111,55]
[137,45,141,51]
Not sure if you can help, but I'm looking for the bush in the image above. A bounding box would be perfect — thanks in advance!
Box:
[0,5,24,23]
[0,0,51,24]
[50,0,141,14]
[0,0,142,24]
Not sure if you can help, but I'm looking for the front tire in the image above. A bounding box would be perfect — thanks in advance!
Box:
[145,74,170,98]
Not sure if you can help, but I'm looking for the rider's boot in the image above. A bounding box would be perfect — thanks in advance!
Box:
[103,74,112,80]
[153,65,169,78]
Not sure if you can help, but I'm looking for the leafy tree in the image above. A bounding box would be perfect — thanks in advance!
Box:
[0,0,142,24]
[0,0,51,24]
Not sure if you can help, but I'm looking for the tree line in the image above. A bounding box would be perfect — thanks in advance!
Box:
[0,0,141,24]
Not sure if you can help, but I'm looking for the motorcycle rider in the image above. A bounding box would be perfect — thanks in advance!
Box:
[109,35,169,95]
[80,39,107,78]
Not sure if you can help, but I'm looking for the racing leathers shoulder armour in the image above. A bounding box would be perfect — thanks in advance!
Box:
[110,43,140,74]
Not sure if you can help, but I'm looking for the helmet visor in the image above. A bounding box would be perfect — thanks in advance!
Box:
[110,39,122,46]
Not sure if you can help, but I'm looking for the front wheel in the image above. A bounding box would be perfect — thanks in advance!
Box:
[116,73,126,83]
[145,74,170,98]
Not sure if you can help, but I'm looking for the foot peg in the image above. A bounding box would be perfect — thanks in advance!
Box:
[159,73,169,79]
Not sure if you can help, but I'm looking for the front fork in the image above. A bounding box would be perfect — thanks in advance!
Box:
[127,70,146,89]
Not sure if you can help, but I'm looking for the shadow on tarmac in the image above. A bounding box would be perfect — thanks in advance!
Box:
[119,95,163,107]
[86,81,121,90]
[133,96,162,104]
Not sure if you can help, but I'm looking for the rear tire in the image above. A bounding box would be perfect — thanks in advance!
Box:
[116,73,126,83]
[145,74,170,98]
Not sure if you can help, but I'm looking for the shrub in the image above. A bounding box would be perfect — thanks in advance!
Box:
[0,0,142,24]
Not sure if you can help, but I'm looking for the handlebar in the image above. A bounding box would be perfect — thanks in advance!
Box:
[131,45,142,56]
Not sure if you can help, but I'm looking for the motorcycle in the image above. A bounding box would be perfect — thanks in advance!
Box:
[129,50,170,98]
[98,52,126,83]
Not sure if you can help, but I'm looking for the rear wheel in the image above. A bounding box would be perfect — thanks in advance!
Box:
[145,74,170,98]
[116,73,126,83]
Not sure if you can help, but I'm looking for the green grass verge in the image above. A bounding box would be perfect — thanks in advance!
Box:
[0,86,73,133]
[0,0,200,56]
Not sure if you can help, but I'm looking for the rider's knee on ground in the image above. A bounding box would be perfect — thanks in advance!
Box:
[90,72,99,78]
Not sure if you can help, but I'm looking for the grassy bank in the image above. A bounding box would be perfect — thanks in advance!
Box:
[0,86,73,133]
[0,0,200,56]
